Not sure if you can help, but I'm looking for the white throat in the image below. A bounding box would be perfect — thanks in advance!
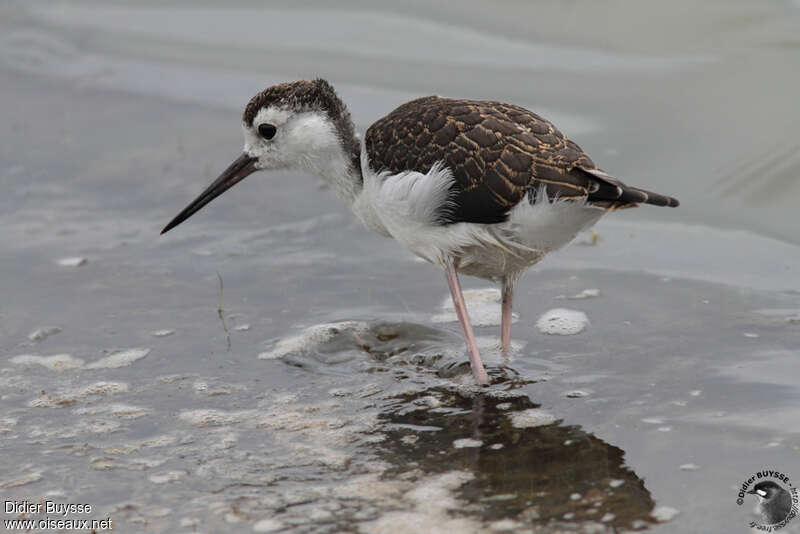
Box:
[302,131,361,204]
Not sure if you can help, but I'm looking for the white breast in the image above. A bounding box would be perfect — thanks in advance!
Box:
[352,149,606,281]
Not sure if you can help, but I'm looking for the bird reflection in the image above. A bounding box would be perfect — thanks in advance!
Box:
[377,384,655,530]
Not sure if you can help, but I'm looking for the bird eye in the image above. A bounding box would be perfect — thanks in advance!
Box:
[258,123,277,140]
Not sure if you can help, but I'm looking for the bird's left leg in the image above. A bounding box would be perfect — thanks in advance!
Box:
[501,276,515,353]
[444,263,489,385]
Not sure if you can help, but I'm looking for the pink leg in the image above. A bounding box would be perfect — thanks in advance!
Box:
[501,279,513,353]
[444,264,489,385]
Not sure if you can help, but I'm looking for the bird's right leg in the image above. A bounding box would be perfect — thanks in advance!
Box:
[444,263,489,385]
[501,277,514,353]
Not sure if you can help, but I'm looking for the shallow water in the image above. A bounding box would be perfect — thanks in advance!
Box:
[1,1,799,533]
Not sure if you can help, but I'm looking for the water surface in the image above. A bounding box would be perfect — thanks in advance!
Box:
[1,1,799,533]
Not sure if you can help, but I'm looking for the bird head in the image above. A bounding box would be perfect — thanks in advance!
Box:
[748,481,785,502]
[161,79,358,234]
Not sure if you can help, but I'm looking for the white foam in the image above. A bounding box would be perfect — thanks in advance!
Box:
[192,379,245,396]
[75,381,129,396]
[0,417,18,433]
[651,506,680,522]
[77,419,121,434]
[258,321,368,359]
[536,308,589,335]
[489,519,522,531]
[28,326,62,342]
[10,354,84,371]
[29,381,128,407]
[431,288,517,327]
[363,471,479,534]
[149,470,187,484]
[150,329,175,337]
[75,403,151,419]
[178,409,254,427]
[568,288,600,299]
[85,348,150,369]
[56,257,87,267]
[453,438,483,448]
[564,390,590,398]
[0,472,42,489]
[180,518,199,528]
[509,409,557,428]
[641,417,666,424]
[252,518,284,532]
[138,435,179,449]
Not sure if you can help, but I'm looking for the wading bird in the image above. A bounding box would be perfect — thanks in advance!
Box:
[162,79,678,385]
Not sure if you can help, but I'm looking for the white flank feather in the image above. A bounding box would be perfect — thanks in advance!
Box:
[354,155,606,280]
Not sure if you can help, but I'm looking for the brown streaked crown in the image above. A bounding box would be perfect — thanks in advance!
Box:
[243,79,360,174]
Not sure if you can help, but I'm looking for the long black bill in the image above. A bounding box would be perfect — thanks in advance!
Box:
[161,153,258,235]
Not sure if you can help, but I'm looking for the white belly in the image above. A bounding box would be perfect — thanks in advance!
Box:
[453,199,605,280]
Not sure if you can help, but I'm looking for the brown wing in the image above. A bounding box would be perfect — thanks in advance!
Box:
[364,96,677,224]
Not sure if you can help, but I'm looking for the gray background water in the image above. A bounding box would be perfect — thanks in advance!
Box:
[1,1,799,533]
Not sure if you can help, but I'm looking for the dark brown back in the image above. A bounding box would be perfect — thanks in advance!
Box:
[364,96,599,224]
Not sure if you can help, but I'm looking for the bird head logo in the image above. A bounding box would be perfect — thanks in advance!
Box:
[747,480,794,527]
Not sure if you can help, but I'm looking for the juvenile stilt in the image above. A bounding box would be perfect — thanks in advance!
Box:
[160,78,680,385]
[445,263,489,385]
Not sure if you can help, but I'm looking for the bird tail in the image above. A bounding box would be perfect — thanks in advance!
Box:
[617,185,680,207]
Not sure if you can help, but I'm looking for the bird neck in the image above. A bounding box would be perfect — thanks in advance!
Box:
[303,134,363,205]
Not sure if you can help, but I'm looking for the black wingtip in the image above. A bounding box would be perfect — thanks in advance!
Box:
[622,187,680,208]
[646,193,680,208]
